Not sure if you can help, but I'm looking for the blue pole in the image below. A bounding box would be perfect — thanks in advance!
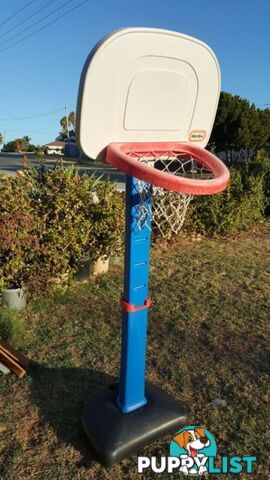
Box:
[117,175,152,413]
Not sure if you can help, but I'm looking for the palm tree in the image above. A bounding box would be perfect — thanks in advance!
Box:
[60,116,68,131]
[59,111,76,138]
[68,111,76,130]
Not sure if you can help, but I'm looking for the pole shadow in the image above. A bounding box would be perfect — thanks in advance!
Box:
[29,362,116,466]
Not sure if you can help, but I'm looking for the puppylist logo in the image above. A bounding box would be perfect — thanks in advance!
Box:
[138,426,256,475]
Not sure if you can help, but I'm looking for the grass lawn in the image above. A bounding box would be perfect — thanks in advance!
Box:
[0,226,269,479]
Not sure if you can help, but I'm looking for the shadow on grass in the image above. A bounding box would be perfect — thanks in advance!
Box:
[29,362,116,467]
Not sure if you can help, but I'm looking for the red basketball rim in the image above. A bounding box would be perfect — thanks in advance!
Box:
[104,142,230,195]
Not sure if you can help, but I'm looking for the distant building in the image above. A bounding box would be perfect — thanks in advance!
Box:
[46,140,65,155]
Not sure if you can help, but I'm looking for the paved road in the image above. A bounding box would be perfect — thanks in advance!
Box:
[0,153,126,190]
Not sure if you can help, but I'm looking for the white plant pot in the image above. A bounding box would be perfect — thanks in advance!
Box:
[2,287,26,311]
[91,256,110,276]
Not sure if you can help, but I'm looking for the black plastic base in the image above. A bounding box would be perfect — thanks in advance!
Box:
[81,382,187,467]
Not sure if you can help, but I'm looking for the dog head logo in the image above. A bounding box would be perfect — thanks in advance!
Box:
[174,428,210,457]
[170,426,217,475]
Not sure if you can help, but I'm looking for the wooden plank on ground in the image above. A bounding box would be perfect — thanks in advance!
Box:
[0,350,26,378]
[0,341,30,368]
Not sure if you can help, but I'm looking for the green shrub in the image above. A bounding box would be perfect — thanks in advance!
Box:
[184,167,265,236]
[23,164,124,289]
[31,166,95,276]
[246,150,270,215]
[0,176,41,289]
[31,167,124,271]
[84,180,125,261]
[0,167,124,293]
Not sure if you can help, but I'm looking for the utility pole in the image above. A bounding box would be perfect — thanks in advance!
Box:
[65,105,69,138]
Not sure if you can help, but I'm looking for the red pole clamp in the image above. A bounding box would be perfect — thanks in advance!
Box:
[120,297,151,313]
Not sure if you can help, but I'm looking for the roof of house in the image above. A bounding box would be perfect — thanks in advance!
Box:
[46,141,65,147]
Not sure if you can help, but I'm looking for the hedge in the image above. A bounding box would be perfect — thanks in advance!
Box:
[184,153,268,236]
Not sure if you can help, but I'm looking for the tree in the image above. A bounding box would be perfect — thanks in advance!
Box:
[2,140,17,152]
[256,108,270,148]
[0,133,3,145]
[210,92,270,163]
[59,111,76,140]
[60,116,68,137]
[2,136,32,153]
[68,111,76,129]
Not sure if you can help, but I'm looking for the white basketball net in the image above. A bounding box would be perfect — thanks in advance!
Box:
[129,149,213,238]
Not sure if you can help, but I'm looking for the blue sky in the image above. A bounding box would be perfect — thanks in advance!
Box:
[0,0,269,146]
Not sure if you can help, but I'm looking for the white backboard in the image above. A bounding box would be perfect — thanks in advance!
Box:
[76,28,221,159]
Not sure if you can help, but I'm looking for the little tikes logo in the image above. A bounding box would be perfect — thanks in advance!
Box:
[137,426,256,475]
[189,130,206,142]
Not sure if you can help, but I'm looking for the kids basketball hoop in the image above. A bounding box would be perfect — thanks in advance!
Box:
[105,142,229,236]
[76,27,230,466]
[105,142,228,195]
